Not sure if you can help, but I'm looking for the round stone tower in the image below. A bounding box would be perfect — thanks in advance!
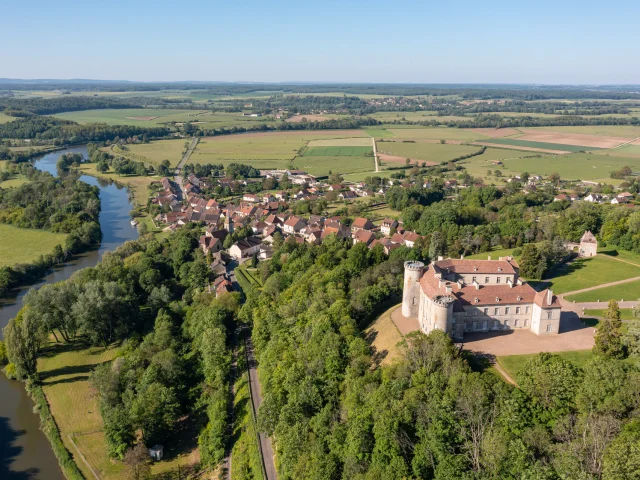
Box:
[402,261,424,318]
[431,295,455,334]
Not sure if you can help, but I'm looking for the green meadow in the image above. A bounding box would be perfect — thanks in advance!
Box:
[480,137,600,152]
[0,224,67,268]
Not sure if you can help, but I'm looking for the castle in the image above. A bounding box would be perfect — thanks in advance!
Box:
[402,258,561,340]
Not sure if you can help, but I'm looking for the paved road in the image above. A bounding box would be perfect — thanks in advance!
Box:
[245,336,277,480]
[371,136,379,172]
[174,137,198,196]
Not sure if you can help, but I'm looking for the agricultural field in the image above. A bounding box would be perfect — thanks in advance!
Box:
[386,127,489,141]
[120,139,188,166]
[598,144,640,159]
[458,148,538,180]
[296,155,374,176]
[478,137,599,153]
[368,111,439,122]
[53,108,204,126]
[307,137,373,147]
[494,151,640,183]
[376,141,481,165]
[304,146,372,156]
[363,128,395,138]
[528,125,640,138]
[565,279,640,303]
[545,255,640,295]
[0,224,67,268]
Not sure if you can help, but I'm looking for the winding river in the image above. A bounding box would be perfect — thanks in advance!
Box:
[0,146,138,479]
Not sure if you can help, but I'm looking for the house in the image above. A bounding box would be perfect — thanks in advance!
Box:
[613,192,634,204]
[380,218,398,236]
[322,223,351,240]
[339,191,357,200]
[307,229,323,245]
[210,275,233,297]
[242,193,260,203]
[584,193,602,203]
[229,236,262,259]
[200,235,223,255]
[369,237,401,255]
[351,217,374,233]
[283,216,307,234]
[401,259,561,340]
[353,229,375,246]
[402,231,422,248]
[328,184,343,191]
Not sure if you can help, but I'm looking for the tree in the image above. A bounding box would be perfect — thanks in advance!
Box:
[3,308,43,379]
[602,420,640,480]
[123,443,151,480]
[594,300,624,358]
[519,244,546,279]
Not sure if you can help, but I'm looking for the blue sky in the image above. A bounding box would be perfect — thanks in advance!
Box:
[1,0,638,83]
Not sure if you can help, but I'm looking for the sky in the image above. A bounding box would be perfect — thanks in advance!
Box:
[1,0,639,84]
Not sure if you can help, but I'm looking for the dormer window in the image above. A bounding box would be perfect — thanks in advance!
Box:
[517,296,521,301]
[474,298,479,303]
[473,267,478,272]
[495,297,500,302]
[497,267,502,272]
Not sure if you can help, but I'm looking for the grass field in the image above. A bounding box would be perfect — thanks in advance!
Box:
[78,163,158,206]
[123,139,188,167]
[528,125,640,138]
[583,309,637,320]
[465,247,521,260]
[495,152,640,183]
[377,142,481,164]
[498,350,594,380]
[0,224,67,267]
[598,246,640,265]
[458,148,538,181]
[304,145,372,156]
[565,279,640,303]
[307,137,373,147]
[385,127,489,141]
[0,176,29,188]
[368,111,439,122]
[364,128,395,138]
[0,112,16,123]
[546,255,640,295]
[480,137,600,152]
[53,108,205,126]
[599,144,640,159]
[365,304,405,365]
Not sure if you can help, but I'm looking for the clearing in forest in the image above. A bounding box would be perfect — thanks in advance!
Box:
[0,224,67,268]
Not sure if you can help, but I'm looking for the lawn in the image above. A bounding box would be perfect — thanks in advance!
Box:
[583,309,637,320]
[598,245,640,266]
[0,224,67,268]
[376,142,481,164]
[565,279,640,303]
[38,341,199,480]
[465,247,520,260]
[599,144,640,159]
[480,137,600,152]
[122,139,188,167]
[546,255,640,295]
[497,152,640,183]
[304,146,372,156]
[385,127,489,141]
[497,350,594,380]
[365,304,405,365]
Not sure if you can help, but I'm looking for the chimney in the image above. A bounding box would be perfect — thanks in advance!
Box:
[547,289,553,304]
[438,256,444,262]
[445,284,452,294]
[460,254,464,260]
[507,278,513,288]
[473,280,480,290]
[487,255,491,261]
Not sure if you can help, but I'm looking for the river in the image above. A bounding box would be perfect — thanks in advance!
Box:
[0,146,138,479]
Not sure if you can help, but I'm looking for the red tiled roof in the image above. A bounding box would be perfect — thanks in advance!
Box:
[436,258,516,275]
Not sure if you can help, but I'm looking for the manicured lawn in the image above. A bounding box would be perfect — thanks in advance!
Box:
[365,304,405,365]
[583,309,637,320]
[547,255,640,295]
[598,245,640,266]
[565,279,640,302]
[120,139,188,167]
[465,247,520,260]
[498,350,594,380]
[377,142,482,164]
[0,224,67,268]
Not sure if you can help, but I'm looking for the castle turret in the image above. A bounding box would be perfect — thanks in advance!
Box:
[402,261,424,318]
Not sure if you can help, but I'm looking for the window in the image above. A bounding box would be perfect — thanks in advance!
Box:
[547,310,553,320]
[483,308,488,315]
[516,306,521,314]
[413,297,417,305]
[504,320,509,328]
[496,277,501,284]
[505,307,511,314]
[485,276,490,283]
[472,276,477,283]
[546,324,552,333]
[526,306,530,314]
[494,307,499,315]
[524,319,528,327]
[515,319,519,327]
